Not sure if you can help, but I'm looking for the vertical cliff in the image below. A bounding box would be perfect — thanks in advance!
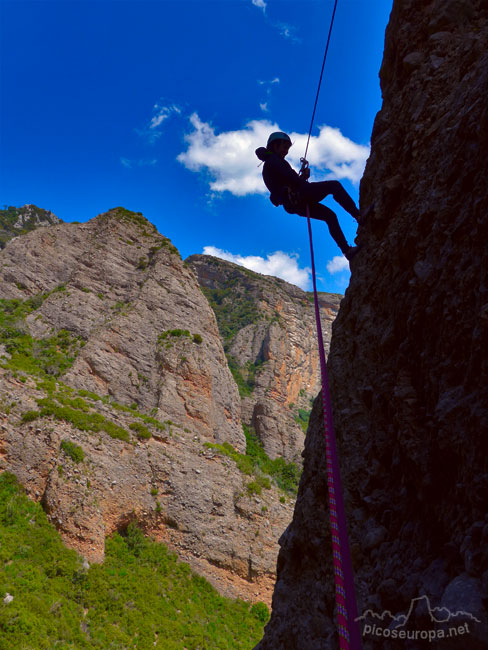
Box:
[187,254,341,464]
[0,208,296,605]
[256,1,488,648]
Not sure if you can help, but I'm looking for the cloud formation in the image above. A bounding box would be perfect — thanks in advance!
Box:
[275,21,301,42]
[326,255,349,274]
[177,114,369,196]
[120,157,158,169]
[203,246,311,290]
[252,0,267,12]
[137,103,181,143]
[258,77,280,113]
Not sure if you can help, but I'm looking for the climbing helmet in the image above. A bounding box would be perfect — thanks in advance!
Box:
[267,131,292,149]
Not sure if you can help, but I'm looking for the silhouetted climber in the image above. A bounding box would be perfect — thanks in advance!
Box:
[256,131,361,261]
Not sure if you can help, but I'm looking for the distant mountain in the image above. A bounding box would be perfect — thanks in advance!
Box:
[0,206,337,609]
[187,254,341,464]
[0,204,61,248]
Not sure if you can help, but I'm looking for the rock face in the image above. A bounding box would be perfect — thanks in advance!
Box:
[187,254,341,464]
[0,204,61,248]
[257,1,488,649]
[1,208,243,451]
[0,208,297,605]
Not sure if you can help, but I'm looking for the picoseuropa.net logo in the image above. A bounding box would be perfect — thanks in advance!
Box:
[355,595,481,642]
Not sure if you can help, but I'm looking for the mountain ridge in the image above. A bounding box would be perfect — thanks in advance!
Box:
[0,206,342,609]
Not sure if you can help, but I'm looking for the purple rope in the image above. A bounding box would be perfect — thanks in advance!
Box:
[307,207,362,649]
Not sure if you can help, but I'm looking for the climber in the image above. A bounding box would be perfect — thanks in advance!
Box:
[255,131,361,261]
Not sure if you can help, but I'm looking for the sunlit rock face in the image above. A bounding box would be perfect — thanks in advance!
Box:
[187,254,341,465]
[256,1,488,648]
[0,208,285,605]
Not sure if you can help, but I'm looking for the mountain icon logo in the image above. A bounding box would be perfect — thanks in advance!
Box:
[355,594,482,627]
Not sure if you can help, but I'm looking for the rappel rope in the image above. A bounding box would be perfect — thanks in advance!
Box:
[302,1,362,648]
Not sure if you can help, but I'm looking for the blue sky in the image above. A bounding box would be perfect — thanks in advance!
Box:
[1,0,392,293]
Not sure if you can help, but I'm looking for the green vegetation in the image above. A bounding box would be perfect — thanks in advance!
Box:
[21,410,40,423]
[295,408,312,434]
[0,473,267,649]
[200,281,261,349]
[244,425,301,494]
[0,205,60,249]
[60,439,85,463]
[246,478,270,497]
[205,424,301,495]
[102,208,181,259]
[0,295,84,379]
[250,601,270,624]
[158,329,203,348]
[110,300,131,315]
[160,237,181,258]
[110,400,168,432]
[129,421,151,440]
[77,389,102,402]
[106,207,157,233]
[37,396,130,443]
[226,355,264,398]
[18,381,172,444]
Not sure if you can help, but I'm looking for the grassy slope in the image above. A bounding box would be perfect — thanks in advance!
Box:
[0,473,267,650]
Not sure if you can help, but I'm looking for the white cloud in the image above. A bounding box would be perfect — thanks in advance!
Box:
[177,114,279,196]
[150,113,169,129]
[177,114,369,196]
[203,246,311,290]
[326,255,349,274]
[252,0,267,12]
[138,103,181,143]
[275,21,301,42]
[258,77,280,113]
[120,157,158,169]
[258,78,279,86]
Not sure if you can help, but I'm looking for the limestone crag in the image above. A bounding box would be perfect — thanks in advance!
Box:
[187,255,341,464]
[0,208,297,605]
[257,1,488,648]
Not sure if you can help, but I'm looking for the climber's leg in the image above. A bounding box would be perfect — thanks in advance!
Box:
[304,180,360,220]
[307,203,351,256]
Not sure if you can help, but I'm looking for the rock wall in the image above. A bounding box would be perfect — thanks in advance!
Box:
[0,208,296,605]
[1,208,244,450]
[187,254,341,464]
[257,1,488,648]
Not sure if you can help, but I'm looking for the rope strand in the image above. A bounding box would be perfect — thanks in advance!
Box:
[303,0,339,161]
[303,2,362,647]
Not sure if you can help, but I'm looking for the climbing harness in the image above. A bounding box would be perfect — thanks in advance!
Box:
[303,1,362,648]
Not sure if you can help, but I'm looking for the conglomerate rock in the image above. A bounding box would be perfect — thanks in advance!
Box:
[0,208,298,604]
[256,1,488,648]
[187,254,341,464]
[0,209,244,450]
